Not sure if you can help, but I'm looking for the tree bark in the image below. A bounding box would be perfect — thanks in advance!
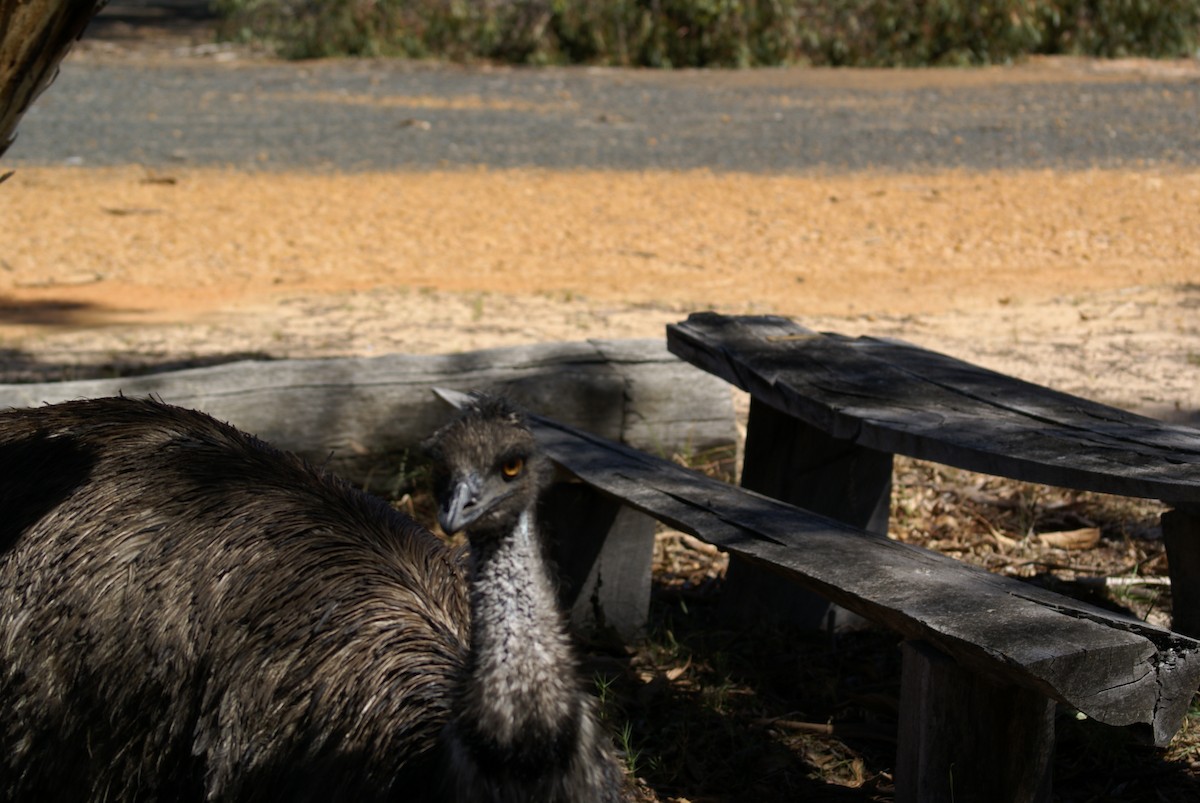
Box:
[0,0,106,168]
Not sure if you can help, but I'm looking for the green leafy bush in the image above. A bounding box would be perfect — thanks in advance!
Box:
[214,0,1200,65]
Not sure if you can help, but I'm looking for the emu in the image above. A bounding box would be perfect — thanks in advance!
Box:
[0,395,626,802]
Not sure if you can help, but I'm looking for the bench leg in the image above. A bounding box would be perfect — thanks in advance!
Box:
[725,398,893,630]
[1162,506,1200,638]
[897,641,1054,803]
[740,397,894,532]
[540,481,655,641]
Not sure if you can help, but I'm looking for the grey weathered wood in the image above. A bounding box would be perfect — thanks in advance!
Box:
[742,397,893,534]
[725,396,893,630]
[1,0,104,164]
[1163,507,1200,638]
[540,481,656,640]
[0,340,736,494]
[511,410,1200,747]
[897,640,1054,803]
[667,312,1200,505]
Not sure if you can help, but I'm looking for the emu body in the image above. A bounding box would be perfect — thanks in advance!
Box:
[0,396,623,801]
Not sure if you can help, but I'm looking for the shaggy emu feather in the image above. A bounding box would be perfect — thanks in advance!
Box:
[0,395,625,802]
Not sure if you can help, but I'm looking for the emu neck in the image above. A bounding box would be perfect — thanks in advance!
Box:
[463,508,577,748]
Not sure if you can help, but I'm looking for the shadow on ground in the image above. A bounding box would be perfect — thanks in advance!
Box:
[0,297,110,328]
[0,295,271,383]
[0,294,180,332]
[588,586,1200,803]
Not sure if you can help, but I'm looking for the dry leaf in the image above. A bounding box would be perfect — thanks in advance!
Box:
[1037,527,1101,550]
[987,530,1021,551]
[665,658,692,681]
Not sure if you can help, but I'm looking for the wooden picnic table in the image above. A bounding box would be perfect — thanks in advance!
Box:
[667,311,1200,633]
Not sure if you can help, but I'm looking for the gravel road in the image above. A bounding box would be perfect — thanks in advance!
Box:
[7,3,1200,173]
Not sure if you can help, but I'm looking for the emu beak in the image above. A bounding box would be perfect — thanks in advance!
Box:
[439,473,482,534]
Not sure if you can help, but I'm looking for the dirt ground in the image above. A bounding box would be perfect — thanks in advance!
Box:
[0,24,1197,423]
[1,163,1197,424]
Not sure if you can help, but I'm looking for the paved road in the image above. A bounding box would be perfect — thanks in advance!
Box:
[6,1,1200,172]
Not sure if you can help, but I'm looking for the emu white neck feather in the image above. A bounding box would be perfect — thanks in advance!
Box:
[467,509,577,746]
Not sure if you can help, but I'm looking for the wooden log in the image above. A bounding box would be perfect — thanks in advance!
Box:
[724,396,893,630]
[897,640,1054,803]
[519,410,1200,746]
[0,0,105,166]
[0,339,737,494]
[1163,506,1200,638]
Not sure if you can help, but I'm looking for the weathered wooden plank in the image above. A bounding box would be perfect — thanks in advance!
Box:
[0,340,737,493]
[897,640,1054,803]
[512,409,1200,746]
[667,312,1200,504]
[1,0,104,164]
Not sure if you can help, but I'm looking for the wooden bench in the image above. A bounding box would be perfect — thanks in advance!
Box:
[498,397,1200,803]
[668,311,1200,636]
[445,311,1200,803]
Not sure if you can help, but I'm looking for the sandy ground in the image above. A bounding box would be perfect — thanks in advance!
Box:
[0,162,1197,426]
[1,17,1197,422]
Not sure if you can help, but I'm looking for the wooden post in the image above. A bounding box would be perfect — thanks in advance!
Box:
[1163,506,1200,638]
[740,397,894,533]
[897,641,1054,803]
[724,397,893,630]
[539,480,655,642]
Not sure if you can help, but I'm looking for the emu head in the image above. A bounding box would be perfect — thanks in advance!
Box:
[427,394,550,543]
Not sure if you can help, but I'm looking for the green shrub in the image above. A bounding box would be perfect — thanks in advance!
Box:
[214,0,1200,65]
[1039,0,1200,57]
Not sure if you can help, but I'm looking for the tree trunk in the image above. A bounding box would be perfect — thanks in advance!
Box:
[0,0,105,168]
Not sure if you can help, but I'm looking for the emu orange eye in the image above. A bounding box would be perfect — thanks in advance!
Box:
[501,458,524,479]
